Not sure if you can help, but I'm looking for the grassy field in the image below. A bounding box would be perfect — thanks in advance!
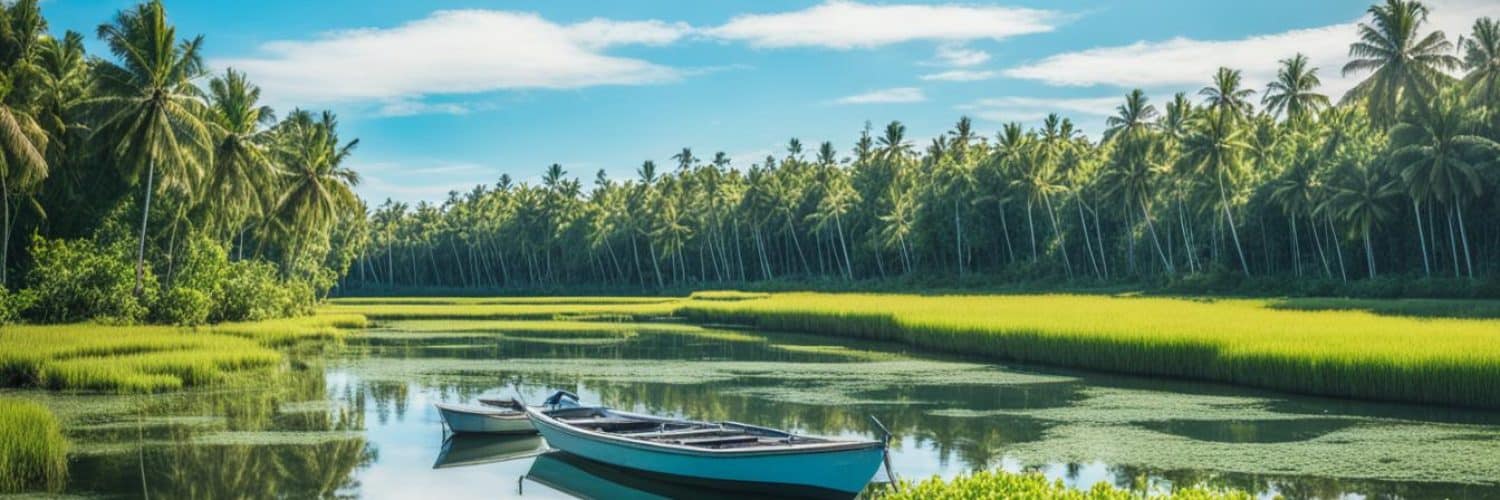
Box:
[0,314,367,393]
[324,298,681,320]
[880,469,1251,499]
[0,399,67,493]
[677,293,1500,409]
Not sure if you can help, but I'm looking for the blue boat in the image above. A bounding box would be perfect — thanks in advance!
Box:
[521,397,886,498]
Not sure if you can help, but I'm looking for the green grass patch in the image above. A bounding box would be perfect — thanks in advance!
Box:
[1268,297,1500,319]
[323,301,681,320]
[678,293,1500,409]
[0,398,68,493]
[0,315,367,393]
[880,469,1251,499]
[329,296,679,306]
[688,290,771,301]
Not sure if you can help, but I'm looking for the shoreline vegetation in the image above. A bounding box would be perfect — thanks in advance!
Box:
[880,470,1252,500]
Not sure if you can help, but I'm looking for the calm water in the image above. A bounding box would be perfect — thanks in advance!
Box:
[45,320,1500,499]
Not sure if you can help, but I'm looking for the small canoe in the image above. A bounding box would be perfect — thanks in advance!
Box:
[432,434,545,469]
[436,390,592,434]
[522,405,885,498]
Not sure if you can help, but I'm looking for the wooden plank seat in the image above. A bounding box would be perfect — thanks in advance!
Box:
[558,417,662,432]
[672,435,762,448]
[622,427,735,439]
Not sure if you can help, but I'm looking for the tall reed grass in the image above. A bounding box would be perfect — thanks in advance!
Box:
[0,399,68,493]
[0,314,368,392]
[679,293,1500,409]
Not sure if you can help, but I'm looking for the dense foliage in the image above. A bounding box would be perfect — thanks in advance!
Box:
[0,0,364,324]
[348,1,1500,297]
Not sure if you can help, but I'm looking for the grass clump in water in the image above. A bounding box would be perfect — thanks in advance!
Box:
[679,293,1500,409]
[0,398,68,493]
[880,469,1251,500]
[0,314,367,392]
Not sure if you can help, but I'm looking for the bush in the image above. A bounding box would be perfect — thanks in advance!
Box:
[155,286,212,326]
[0,288,18,325]
[19,236,155,324]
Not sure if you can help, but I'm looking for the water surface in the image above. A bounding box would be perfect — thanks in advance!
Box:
[39,320,1500,498]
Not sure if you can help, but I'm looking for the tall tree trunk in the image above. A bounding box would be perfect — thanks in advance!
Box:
[1141,198,1173,274]
[648,242,664,289]
[1076,199,1101,279]
[1042,194,1073,279]
[1,177,10,286]
[1363,226,1376,279]
[1413,200,1430,277]
[1456,202,1475,279]
[1327,215,1347,282]
[835,213,854,280]
[1446,204,1461,278]
[134,160,156,296]
[1026,201,1038,262]
[786,215,812,275]
[1092,205,1110,279]
[1289,217,1302,277]
[953,198,964,277]
[996,201,1015,264]
[1217,175,1250,276]
[1308,214,1331,278]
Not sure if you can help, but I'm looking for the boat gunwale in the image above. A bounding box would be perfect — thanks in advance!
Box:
[524,405,884,457]
[434,401,529,421]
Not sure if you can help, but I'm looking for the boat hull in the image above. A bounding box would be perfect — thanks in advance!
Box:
[529,412,884,497]
[435,403,535,434]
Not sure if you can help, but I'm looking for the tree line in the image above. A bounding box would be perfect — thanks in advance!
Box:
[0,0,365,324]
[348,0,1500,295]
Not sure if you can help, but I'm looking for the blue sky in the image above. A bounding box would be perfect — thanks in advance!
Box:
[39,0,1499,204]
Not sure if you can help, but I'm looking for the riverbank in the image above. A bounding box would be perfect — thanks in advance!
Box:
[677,293,1500,409]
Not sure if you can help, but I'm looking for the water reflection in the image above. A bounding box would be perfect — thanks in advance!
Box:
[40,320,1500,499]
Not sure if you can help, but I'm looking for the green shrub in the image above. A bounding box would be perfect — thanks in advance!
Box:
[880,469,1251,499]
[19,236,155,324]
[155,286,212,326]
[215,259,286,322]
[0,288,18,325]
[0,399,68,493]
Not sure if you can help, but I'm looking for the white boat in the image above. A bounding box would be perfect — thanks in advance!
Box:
[522,399,886,498]
[436,390,590,434]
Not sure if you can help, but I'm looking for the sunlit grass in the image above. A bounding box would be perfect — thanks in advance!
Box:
[679,293,1500,408]
[324,301,682,320]
[330,296,679,306]
[688,290,770,301]
[880,469,1251,499]
[0,315,367,393]
[0,399,68,493]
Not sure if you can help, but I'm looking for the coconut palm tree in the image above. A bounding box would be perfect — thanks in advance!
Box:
[205,69,277,245]
[1180,108,1252,276]
[271,110,359,273]
[1342,0,1460,126]
[89,0,212,294]
[1104,89,1158,143]
[1200,67,1256,121]
[1389,89,1498,278]
[1263,54,1331,121]
[1328,164,1400,278]
[0,0,50,286]
[1461,17,1500,106]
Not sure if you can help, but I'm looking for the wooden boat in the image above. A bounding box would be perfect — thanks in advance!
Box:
[432,433,545,469]
[436,390,592,434]
[522,402,885,498]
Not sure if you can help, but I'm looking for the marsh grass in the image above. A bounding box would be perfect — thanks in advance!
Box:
[330,296,679,306]
[0,315,366,393]
[0,399,68,493]
[880,469,1251,500]
[679,293,1500,409]
[323,301,681,320]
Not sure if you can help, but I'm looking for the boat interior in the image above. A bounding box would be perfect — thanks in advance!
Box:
[552,408,832,451]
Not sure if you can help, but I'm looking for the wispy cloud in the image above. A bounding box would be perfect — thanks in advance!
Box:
[921,70,1000,82]
[1003,0,1497,100]
[707,1,1061,49]
[933,44,990,67]
[835,87,927,104]
[218,10,689,109]
[960,96,1120,122]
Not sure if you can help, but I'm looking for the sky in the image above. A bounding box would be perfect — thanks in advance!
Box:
[38,0,1500,205]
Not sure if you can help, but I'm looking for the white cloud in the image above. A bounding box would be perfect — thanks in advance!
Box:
[218,10,688,108]
[355,161,497,203]
[707,1,1061,49]
[934,44,990,67]
[961,96,1119,122]
[375,98,473,117]
[835,87,927,104]
[921,70,1000,82]
[1003,0,1499,101]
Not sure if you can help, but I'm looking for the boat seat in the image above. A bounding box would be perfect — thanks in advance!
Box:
[561,417,661,432]
[627,427,735,439]
[673,435,761,448]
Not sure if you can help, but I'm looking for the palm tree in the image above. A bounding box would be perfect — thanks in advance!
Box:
[271,110,360,273]
[1263,54,1331,121]
[1342,0,1460,126]
[0,0,50,286]
[1389,89,1498,279]
[90,0,212,294]
[205,69,277,247]
[1200,67,1256,121]
[1328,164,1400,278]
[1180,108,1252,276]
[1461,17,1500,106]
[1104,89,1157,143]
